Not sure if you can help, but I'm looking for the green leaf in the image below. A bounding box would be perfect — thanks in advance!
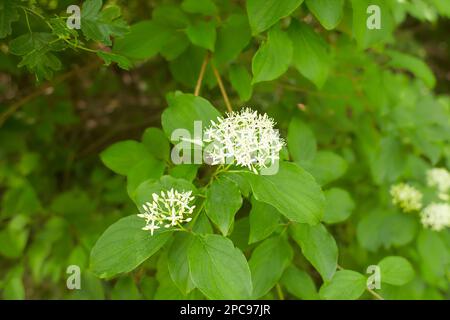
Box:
[167,232,196,294]
[281,266,319,300]
[141,127,170,161]
[188,234,253,299]
[111,277,142,300]
[287,118,317,163]
[9,33,65,81]
[378,256,415,286]
[81,0,129,46]
[417,229,449,287]
[215,14,251,65]
[169,164,199,182]
[97,51,132,70]
[351,0,394,49]
[182,0,217,15]
[126,158,165,196]
[0,215,29,259]
[246,0,304,34]
[252,25,293,84]
[302,151,348,186]
[288,19,331,88]
[249,236,293,298]
[161,92,221,139]
[305,0,344,30]
[2,265,25,300]
[0,0,19,38]
[248,198,280,244]
[90,215,172,278]
[186,21,216,51]
[100,140,152,175]
[114,20,170,60]
[357,211,418,251]
[290,223,338,281]
[323,188,355,224]
[371,137,405,184]
[205,176,243,235]
[319,270,367,300]
[242,162,324,225]
[387,50,436,88]
[229,64,253,102]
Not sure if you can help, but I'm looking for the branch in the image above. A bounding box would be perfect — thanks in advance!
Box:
[211,61,232,113]
[0,60,101,127]
[194,53,210,96]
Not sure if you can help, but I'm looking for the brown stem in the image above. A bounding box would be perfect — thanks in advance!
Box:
[194,53,210,96]
[211,61,232,113]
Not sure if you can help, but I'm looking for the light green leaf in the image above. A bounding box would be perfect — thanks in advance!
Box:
[161,92,221,139]
[2,265,25,300]
[242,162,324,225]
[281,266,319,300]
[111,277,142,300]
[229,64,253,102]
[323,188,355,224]
[351,0,394,49]
[205,176,243,235]
[387,50,436,88]
[141,127,170,161]
[287,117,317,163]
[100,140,152,175]
[126,158,165,196]
[114,20,170,60]
[97,51,132,70]
[378,256,415,286]
[319,270,367,300]
[289,19,331,88]
[186,21,216,51]
[290,223,338,281]
[0,215,29,259]
[305,0,344,30]
[247,0,304,34]
[248,198,280,244]
[215,14,251,65]
[302,151,348,186]
[252,25,292,84]
[188,234,253,299]
[249,236,293,298]
[167,232,196,294]
[81,0,129,46]
[90,215,172,278]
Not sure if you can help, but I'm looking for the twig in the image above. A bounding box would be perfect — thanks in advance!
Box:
[367,287,384,300]
[0,60,101,127]
[211,61,232,113]
[194,53,210,96]
[276,283,285,300]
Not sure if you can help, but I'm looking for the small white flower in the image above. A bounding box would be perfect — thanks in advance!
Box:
[204,108,285,174]
[137,188,195,235]
[427,168,450,200]
[420,203,450,231]
[390,183,423,212]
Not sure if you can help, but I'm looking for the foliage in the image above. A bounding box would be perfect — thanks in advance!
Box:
[0,0,449,300]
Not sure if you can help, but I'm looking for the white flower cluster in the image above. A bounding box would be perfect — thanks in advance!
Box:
[390,183,423,212]
[137,188,195,235]
[427,168,450,201]
[204,108,285,174]
[420,203,450,231]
